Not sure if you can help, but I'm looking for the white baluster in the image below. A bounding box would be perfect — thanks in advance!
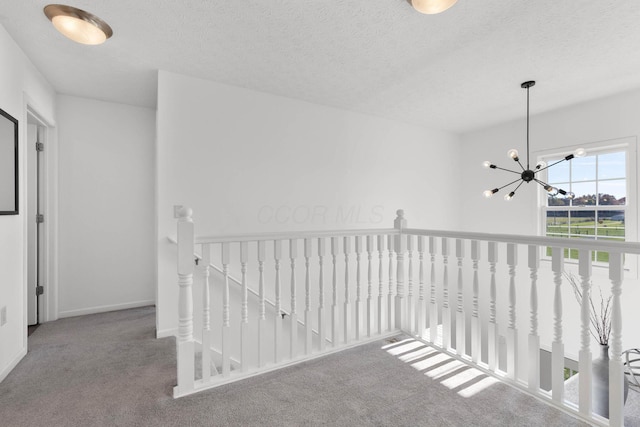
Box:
[527,245,540,392]
[456,239,466,357]
[304,238,312,355]
[387,234,395,332]
[506,243,518,380]
[488,241,498,372]
[416,236,426,339]
[577,249,592,416]
[257,241,267,368]
[429,237,438,345]
[201,243,214,381]
[175,207,195,396]
[274,240,283,363]
[344,236,352,344]
[377,235,386,335]
[366,235,374,338]
[609,252,624,427]
[394,210,407,331]
[442,237,451,351]
[355,235,363,341]
[551,246,564,403]
[289,239,298,359]
[407,235,415,335]
[331,237,339,347]
[240,242,250,373]
[471,241,480,364]
[318,238,326,352]
[221,242,231,377]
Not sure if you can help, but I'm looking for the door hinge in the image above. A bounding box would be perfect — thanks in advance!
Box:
[36,214,44,224]
[36,286,44,296]
[36,142,44,152]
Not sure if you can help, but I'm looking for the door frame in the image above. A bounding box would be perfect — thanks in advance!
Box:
[23,96,58,334]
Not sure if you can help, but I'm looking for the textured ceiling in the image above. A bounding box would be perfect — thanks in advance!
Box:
[1,0,640,133]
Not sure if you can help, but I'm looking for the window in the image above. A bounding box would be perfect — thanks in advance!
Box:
[540,139,637,265]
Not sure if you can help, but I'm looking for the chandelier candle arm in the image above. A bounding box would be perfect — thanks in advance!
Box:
[484,163,522,175]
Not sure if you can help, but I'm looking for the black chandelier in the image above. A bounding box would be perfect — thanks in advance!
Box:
[483,81,586,201]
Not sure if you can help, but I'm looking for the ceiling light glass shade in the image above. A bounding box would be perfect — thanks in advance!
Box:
[410,0,458,14]
[44,4,113,45]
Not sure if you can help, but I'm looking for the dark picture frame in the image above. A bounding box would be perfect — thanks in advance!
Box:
[0,107,19,215]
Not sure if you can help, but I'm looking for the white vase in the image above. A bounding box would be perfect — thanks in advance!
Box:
[592,344,629,418]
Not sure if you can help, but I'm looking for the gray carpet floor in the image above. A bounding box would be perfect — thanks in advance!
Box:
[0,306,589,427]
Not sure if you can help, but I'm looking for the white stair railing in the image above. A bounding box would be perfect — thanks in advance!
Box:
[172,207,640,427]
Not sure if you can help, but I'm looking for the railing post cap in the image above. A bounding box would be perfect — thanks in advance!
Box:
[178,206,193,220]
[394,209,407,230]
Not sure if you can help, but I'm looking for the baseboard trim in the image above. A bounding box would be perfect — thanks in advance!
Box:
[156,327,177,339]
[58,300,155,319]
[0,347,27,383]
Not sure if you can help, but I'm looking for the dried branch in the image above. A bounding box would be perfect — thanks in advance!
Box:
[564,272,611,346]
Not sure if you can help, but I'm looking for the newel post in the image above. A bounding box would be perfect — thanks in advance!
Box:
[394,209,407,330]
[175,207,195,396]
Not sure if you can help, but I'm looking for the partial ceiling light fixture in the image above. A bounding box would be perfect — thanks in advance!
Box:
[483,81,586,201]
[44,4,113,45]
[409,0,458,14]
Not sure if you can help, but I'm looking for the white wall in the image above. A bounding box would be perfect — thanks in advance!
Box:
[0,24,55,381]
[156,70,462,336]
[56,95,156,317]
[459,89,640,377]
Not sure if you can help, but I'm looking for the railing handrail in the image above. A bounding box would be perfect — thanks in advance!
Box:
[403,228,640,254]
[173,226,640,255]
[193,228,399,244]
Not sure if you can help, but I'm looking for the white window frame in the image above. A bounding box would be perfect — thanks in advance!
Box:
[535,136,638,276]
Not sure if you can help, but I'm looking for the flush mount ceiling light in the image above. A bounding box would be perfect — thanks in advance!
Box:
[44,4,113,45]
[483,81,586,201]
[408,0,458,14]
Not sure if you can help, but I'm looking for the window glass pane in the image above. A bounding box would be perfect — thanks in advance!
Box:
[598,152,625,180]
[597,210,625,238]
[546,211,568,235]
[572,155,596,182]
[598,179,626,205]
[570,210,595,236]
[547,159,569,184]
[548,194,571,206]
[571,182,596,206]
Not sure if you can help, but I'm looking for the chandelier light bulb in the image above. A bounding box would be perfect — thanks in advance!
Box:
[410,0,458,14]
[574,148,587,158]
[504,192,515,201]
[483,190,495,198]
[547,187,559,196]
[535,161,547,170]
[507,149,519,160]
[482,160,492,169]
[567,192,575,200]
